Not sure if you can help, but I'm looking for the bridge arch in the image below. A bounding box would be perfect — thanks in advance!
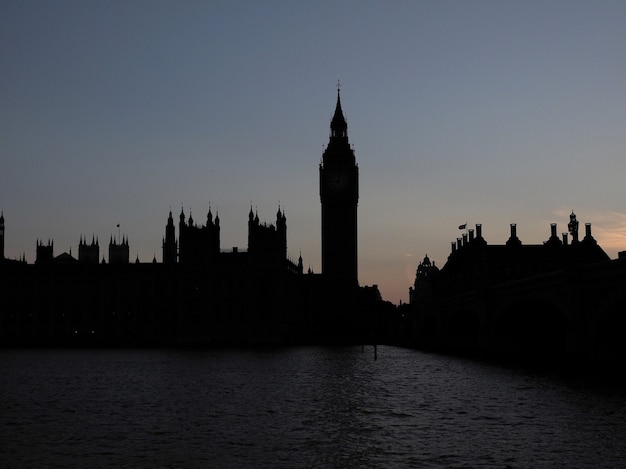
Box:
[491,298,568,361]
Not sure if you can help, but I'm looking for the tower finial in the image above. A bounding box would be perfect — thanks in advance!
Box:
[337,79,341,94]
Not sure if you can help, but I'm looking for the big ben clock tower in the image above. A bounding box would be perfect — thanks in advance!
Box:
[320,87,359,287]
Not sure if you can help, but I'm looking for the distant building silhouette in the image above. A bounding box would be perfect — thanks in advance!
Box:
[401,213,626,367]
[320,87,359,288]
[408,254,439,305]
[410,214,609,302]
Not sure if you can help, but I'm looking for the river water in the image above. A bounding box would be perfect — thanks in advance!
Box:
[1,346,625,468]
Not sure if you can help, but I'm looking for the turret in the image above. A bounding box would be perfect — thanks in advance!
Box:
[568,210,579,243]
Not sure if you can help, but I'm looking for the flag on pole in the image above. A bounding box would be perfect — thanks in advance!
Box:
[458,223,467,230]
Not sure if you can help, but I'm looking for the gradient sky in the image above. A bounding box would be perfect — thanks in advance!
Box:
[2,1,626,303]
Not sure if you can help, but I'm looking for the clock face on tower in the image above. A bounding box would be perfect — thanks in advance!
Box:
[328,172,348,191]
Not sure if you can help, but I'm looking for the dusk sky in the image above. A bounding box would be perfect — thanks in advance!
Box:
[2,1,626,303]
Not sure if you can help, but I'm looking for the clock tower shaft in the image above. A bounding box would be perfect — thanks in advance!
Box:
[319,88,359,287]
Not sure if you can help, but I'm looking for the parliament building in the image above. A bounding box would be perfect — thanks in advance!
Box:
[0,91,389,346]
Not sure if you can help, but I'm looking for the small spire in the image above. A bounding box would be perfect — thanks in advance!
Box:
[331,84,347,138]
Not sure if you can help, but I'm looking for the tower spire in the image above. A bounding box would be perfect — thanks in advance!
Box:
[331,83,348,138]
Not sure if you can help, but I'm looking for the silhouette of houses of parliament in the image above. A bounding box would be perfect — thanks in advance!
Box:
[0,91,387,346]
[2,90,625,359]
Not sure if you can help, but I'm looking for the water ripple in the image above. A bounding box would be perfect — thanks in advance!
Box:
[1,347,625,468]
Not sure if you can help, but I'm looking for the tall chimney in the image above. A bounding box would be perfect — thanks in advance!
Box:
[476,224,482,239]
[562,233,568,245]
[550,223,557,238]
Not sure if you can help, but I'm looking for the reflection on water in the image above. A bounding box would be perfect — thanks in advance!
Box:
[1,346,625,468]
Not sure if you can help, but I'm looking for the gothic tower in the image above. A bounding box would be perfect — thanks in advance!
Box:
[178,208,220,264]
[79,235,100,264]
[247,206,288,271]
[319,88,359,287]
[162,210,177,264]
[0,211,4,260]
[109,235,129,264]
